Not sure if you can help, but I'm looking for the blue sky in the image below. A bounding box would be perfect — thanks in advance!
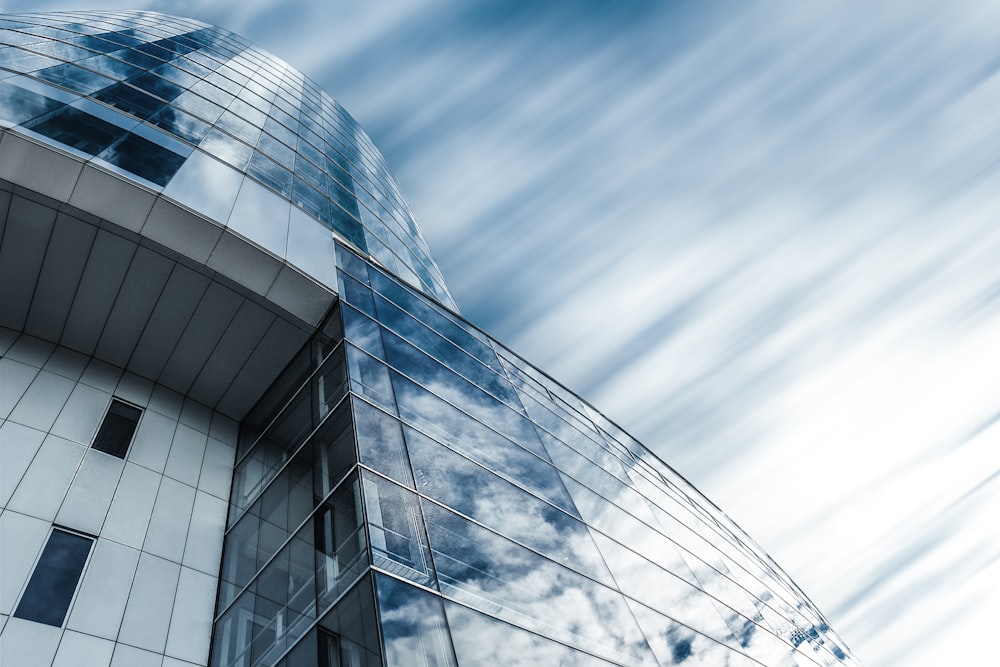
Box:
[9,2,1000,664]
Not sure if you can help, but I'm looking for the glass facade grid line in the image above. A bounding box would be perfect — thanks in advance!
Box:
[498,343,815,613]
[342,346,566,492]
[266,573,382,667]
[340,302,525,417]
[213,460,362,625]
[221,560,373,667]
[232,340,347,472]
[372,569,719,667]
[2,13,456,307]
[226,382,353,531]
[337,239,851,661]
[350,393,807,662]
[332,268,828,632]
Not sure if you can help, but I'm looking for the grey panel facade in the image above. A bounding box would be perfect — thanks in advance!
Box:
[0,9,858,667]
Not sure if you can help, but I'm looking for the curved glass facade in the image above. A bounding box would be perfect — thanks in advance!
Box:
[0,10,455,308]
[211,242,860,667]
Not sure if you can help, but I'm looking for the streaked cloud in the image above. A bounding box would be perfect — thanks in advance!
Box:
[6,1,1000,664]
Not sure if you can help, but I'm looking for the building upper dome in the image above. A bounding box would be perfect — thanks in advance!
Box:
[0,9,456,309]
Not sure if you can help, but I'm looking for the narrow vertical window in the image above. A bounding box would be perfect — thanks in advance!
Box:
[13,528,94,626]
[92,398,142,458]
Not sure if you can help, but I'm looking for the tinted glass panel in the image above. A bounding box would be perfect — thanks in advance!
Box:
[14,528,93,626]
[28,105,126,155]
[375,574,457,667]
[34,62,114,94]
[92,398,142,458]
[100,132,186,186]
[0,80,63,125]
[94,80,166,119]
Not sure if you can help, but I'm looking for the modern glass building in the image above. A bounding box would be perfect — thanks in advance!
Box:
[0,10,858,667]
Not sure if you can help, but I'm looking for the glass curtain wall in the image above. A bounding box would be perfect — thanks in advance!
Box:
[212,242,856,667]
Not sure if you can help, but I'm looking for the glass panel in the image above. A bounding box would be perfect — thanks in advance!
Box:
[312,400,358,502]
[222,401,355,611]
[215,476,367,667]
[34,62,114,94]
[231,347,348,517]
[420,499,657,665]
[315,478,368,610]
[98,132,186,186]
[92,398,142,458]
[353,397,413,488]
[27,105,127,155]
[344,345,395,412]
[374,574,457,667]
[14,528,93,627]
[313,574,382,667]
[372,294,521,411]
[200,126,253,170]
[341,304,382,352]
[380,330,542,457]
[127,70,183,100]
[148,104,211,143]
[172,88,225,123]
[402,426,613,586]
[589,531,741,650]
[443,601,617,666]
[366,265,499,371]
[94,81,167,119]
[0,80,64,125]
[390,371,575,514]
[361,471,435,587]
[625,597,760,667]
[248,151,294,197]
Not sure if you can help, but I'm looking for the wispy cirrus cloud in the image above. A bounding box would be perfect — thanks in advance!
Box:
[6,1,1000,663]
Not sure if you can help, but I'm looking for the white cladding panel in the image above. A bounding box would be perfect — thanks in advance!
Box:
[0,328,238,667]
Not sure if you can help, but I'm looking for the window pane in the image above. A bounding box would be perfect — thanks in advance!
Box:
[14,528,93,626]
[92,398,142,458]
[27,105,127,156]
[99,132,186,186]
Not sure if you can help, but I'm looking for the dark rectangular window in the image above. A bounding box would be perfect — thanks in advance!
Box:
[99,133,186,187]
[13,528,94,627]
[92,398,142,458]
[27,106,127,156]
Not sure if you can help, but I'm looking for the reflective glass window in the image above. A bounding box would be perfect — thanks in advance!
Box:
[402,426,613,587]
[292,177,331,222]
[390,371,576,514]
[310,574,382,667]
[248,151,294,196]
[380,329,541,455]
[199,127,253,170]
[172,89,225,123]
[98,131,186,186]
[92,398,142,458]
[0,79,64,125]
[27,105,127,155]
[443,601,617,667]
[345,345,395,412]
[353,397,413,488]
[367,266,500,372]
[419,499,657,665]
[373,293,521,411]
[126,70,183,101]
[148,104,210,143]
[361,471,434,587]
[75,53,144,81]
[14,528,93,627]
[34,62,114,94]
[375,574,457,667]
